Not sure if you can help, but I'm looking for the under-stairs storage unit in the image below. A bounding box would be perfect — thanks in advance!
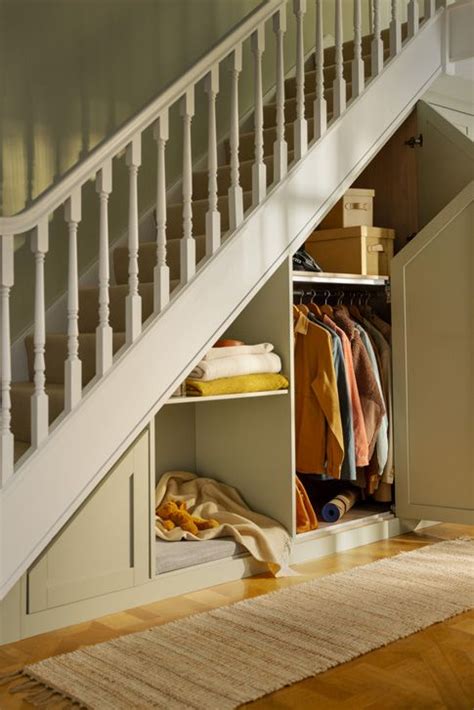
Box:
[1,0,472,634]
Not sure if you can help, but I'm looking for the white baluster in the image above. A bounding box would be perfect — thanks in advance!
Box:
[0,234,14,482]
[314,0,327,140]
[180,87,196,284]
[333,0,346,118]
[31,218,49,447]
[228,46,244,231]
[64,190,82,413]
[273,7,288,181]
[424,0,435,20]
[251,26,266,206]
[125,136,142,344]
[390,0,402,57]
[205,66,221,255]
[95,160,113,376]
[293,0,308,159]
[352,0,364,99]
[371,0,384,77]
[408,0,420,37]
[153,111,170,313]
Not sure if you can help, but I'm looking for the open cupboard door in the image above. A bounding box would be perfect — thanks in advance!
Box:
[391,182,474,525]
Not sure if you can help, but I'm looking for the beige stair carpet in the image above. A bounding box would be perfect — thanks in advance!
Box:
[5,538,474,709]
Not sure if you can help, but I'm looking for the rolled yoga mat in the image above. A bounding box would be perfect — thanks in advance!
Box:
[321,489,359,523]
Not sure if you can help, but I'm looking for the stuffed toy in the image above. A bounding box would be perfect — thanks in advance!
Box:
[156,500,219,535]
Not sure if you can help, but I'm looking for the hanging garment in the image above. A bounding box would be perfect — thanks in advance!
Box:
[366,311,392,344]
[293,307,344,477]
[295,476,318,532]
[358,316,394,486]
[354,323,388,475]
[322,313,369,467]
[301,304,356,481]
[306,312,356,481]
[332,307,386,459]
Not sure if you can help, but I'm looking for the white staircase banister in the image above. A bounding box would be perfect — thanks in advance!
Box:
[0,0,285,237]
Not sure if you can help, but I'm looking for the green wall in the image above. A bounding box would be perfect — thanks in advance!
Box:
[3,0,387,340]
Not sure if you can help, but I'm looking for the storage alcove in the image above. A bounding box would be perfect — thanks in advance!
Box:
[153,257,296,575]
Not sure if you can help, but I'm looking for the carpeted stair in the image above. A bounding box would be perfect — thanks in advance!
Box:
[11,29,395,462]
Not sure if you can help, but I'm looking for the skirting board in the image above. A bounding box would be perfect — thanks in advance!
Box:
[291,513,402,565]
[1,512,406,645]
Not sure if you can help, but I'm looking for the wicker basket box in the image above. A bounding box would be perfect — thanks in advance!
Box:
[306,226,395,276]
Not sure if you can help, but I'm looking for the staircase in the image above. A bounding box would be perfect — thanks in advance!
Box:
[0,0,448,599]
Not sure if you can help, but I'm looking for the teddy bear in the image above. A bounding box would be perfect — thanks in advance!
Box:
[156,500,219,535]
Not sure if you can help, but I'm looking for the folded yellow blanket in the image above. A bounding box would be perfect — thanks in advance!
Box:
[186,372,289,397]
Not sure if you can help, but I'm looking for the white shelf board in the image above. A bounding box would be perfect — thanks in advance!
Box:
[165,389,289,405]
[293,271,389,286]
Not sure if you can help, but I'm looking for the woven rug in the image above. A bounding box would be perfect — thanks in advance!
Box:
[4,538,474,709]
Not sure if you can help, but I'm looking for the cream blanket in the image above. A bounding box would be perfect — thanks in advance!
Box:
[203,343,274,361]
[190,352,281,381]
[155,471,293,576]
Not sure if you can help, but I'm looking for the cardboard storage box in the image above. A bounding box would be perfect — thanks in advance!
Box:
[306,226,395,276]
[318,188,375,230]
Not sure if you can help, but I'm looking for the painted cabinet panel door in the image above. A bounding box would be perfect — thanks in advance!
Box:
[28,430,150,613]
[392,182,474,524]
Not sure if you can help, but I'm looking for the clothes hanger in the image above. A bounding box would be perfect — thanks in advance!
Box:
[320,289,333,316]
[349,291,364,321]
[335,290,350,315]
[308,289,322,317]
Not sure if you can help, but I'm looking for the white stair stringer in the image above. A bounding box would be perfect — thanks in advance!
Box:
[0,13,444,600]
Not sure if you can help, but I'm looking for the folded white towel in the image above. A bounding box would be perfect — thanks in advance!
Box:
[203,343,274,361]
[190,352,282,381]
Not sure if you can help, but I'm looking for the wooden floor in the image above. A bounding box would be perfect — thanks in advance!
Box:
[0,522,473,709]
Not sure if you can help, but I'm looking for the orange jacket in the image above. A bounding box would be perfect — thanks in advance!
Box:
[293,307,344,477]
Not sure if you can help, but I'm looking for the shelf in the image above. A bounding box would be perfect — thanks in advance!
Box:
[165,389,289,405]
[293,271,389,286]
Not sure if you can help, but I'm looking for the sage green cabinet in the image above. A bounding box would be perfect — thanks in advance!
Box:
[27,430,151,613]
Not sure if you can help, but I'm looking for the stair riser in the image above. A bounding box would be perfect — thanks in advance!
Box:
[11,388,64,443]
[79,283,154,334]
[25,334,126,386]
[263,88,351,129]
[166,191,252,240]
[166,194,229,239]
[113,236,207,286]
[193,155,276,201]
[285,55,372,99]
[236,119,318,163]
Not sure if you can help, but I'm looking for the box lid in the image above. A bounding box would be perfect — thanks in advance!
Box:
[342,188,375,198]
[308,226,395,242]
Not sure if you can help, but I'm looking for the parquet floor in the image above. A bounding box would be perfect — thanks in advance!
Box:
[0,523,473,709]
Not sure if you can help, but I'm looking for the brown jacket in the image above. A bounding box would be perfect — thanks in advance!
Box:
[293,308,344,477]
[332,307,385,459]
